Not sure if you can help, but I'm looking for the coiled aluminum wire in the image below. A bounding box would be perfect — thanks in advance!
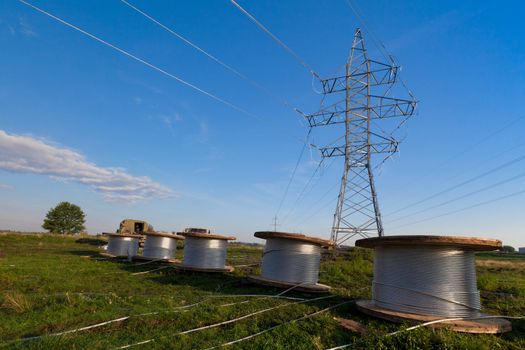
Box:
[372,246,481,317]
[182,237,227,269]
[261,238,321,284]
[107,236,139,257]
[143,235,178,260]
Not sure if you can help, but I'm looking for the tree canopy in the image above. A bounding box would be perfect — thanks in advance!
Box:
[500,245,516,253]
[42,202,86,235]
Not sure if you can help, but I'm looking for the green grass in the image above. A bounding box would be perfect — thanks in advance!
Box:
[0,233,523,349]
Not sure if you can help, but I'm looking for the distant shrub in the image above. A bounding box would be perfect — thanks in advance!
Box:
[500,245,516,253]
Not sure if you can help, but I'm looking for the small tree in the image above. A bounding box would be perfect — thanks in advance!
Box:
[500,245,515,253]
[42,202,86,235]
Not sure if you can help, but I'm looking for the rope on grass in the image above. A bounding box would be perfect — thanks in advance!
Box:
[129,258,166,266]
[217,283,309,307]
[204,300,353,349]
[9,285,309,345]
[19,316,131,341]
[115,295,336,349]
[131,265,172,275]
[10,301,204,344]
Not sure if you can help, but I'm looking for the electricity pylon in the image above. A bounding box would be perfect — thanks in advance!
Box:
[306,28,416,245]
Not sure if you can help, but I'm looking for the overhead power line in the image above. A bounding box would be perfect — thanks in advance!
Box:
[275,128,313,218]
[345,0,416,101]
[386,170,525,224]
[390,188,525,230]
[120,0,306,125]
[385,153,525,217]
[19,0,264,122]
[280,158,334,225]
[289,182,340,228]
[394,115,525,193]
[229,0,320,79]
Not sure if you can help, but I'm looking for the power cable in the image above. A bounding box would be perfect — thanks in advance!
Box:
[275,128,313,218]
[280,161,325,224]
[287,177,341,228]
[386,170,525,224]
[393,115,524,192]
[389,188,525,230]
[345,0,416,101]
[280,158,331,225]
[229,0,320,79]
[120,0,307,126]
[385,153,525,217]
[18,0,265,122]
[408,138,525,199]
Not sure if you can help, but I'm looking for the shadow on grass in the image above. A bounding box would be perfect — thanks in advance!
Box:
[68,249,107,257]
[75,238,107,246]
[147,270,252,295]
[146,268,347,303]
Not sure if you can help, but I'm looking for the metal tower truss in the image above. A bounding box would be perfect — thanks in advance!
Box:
[307,28,416,245]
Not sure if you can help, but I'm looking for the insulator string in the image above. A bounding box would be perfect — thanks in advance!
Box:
[143,235,178,260]
[372,246,481,318]
[107,236,140,257]
[261,238,321,284]
[182,237,228,269]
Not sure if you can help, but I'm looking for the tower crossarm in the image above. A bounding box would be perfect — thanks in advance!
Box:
[319,140,397,158]
[305,96,416,127]
[368,95,417,119]
[320,60,398,94]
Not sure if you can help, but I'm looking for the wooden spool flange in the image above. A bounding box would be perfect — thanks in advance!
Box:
[177,232,236,240]
[356,300,512,334]
[143,232,185,240]
[254,231,334,247]
[355,235,502,251]
[355,235,510,334]
[251,231,334,292]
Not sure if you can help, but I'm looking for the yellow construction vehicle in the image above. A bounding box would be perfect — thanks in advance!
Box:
[117,219,154,235]
[116,219,155,247]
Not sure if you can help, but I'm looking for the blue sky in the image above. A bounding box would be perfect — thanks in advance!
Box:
[1,0,524,247]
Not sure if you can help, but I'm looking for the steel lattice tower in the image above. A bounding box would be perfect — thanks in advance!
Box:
[306,28,416,245]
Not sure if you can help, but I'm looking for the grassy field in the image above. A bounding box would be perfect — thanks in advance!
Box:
[0,233,524,349]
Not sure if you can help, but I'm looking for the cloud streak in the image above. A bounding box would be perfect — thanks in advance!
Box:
[0,130,173,202]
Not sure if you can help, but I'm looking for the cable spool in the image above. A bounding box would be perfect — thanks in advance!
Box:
[141,232,184,261]
[105,233,142,257]
[177,232,236,272]
[248,231,334,293]
[355,235,512,333]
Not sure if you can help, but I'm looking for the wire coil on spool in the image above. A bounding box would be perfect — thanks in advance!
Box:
[355,235,512,333]
[372,246,480,317]
[249,231,333,292]
[178,231,236,271]
[105,233,141,257]
[142,232,184,260]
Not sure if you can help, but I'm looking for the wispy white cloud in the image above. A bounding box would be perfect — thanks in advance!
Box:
[0,183,13,190]
[0,130,173,202]
[18,17,36,37]
[196,120,210,143]
[387,10,463,51]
